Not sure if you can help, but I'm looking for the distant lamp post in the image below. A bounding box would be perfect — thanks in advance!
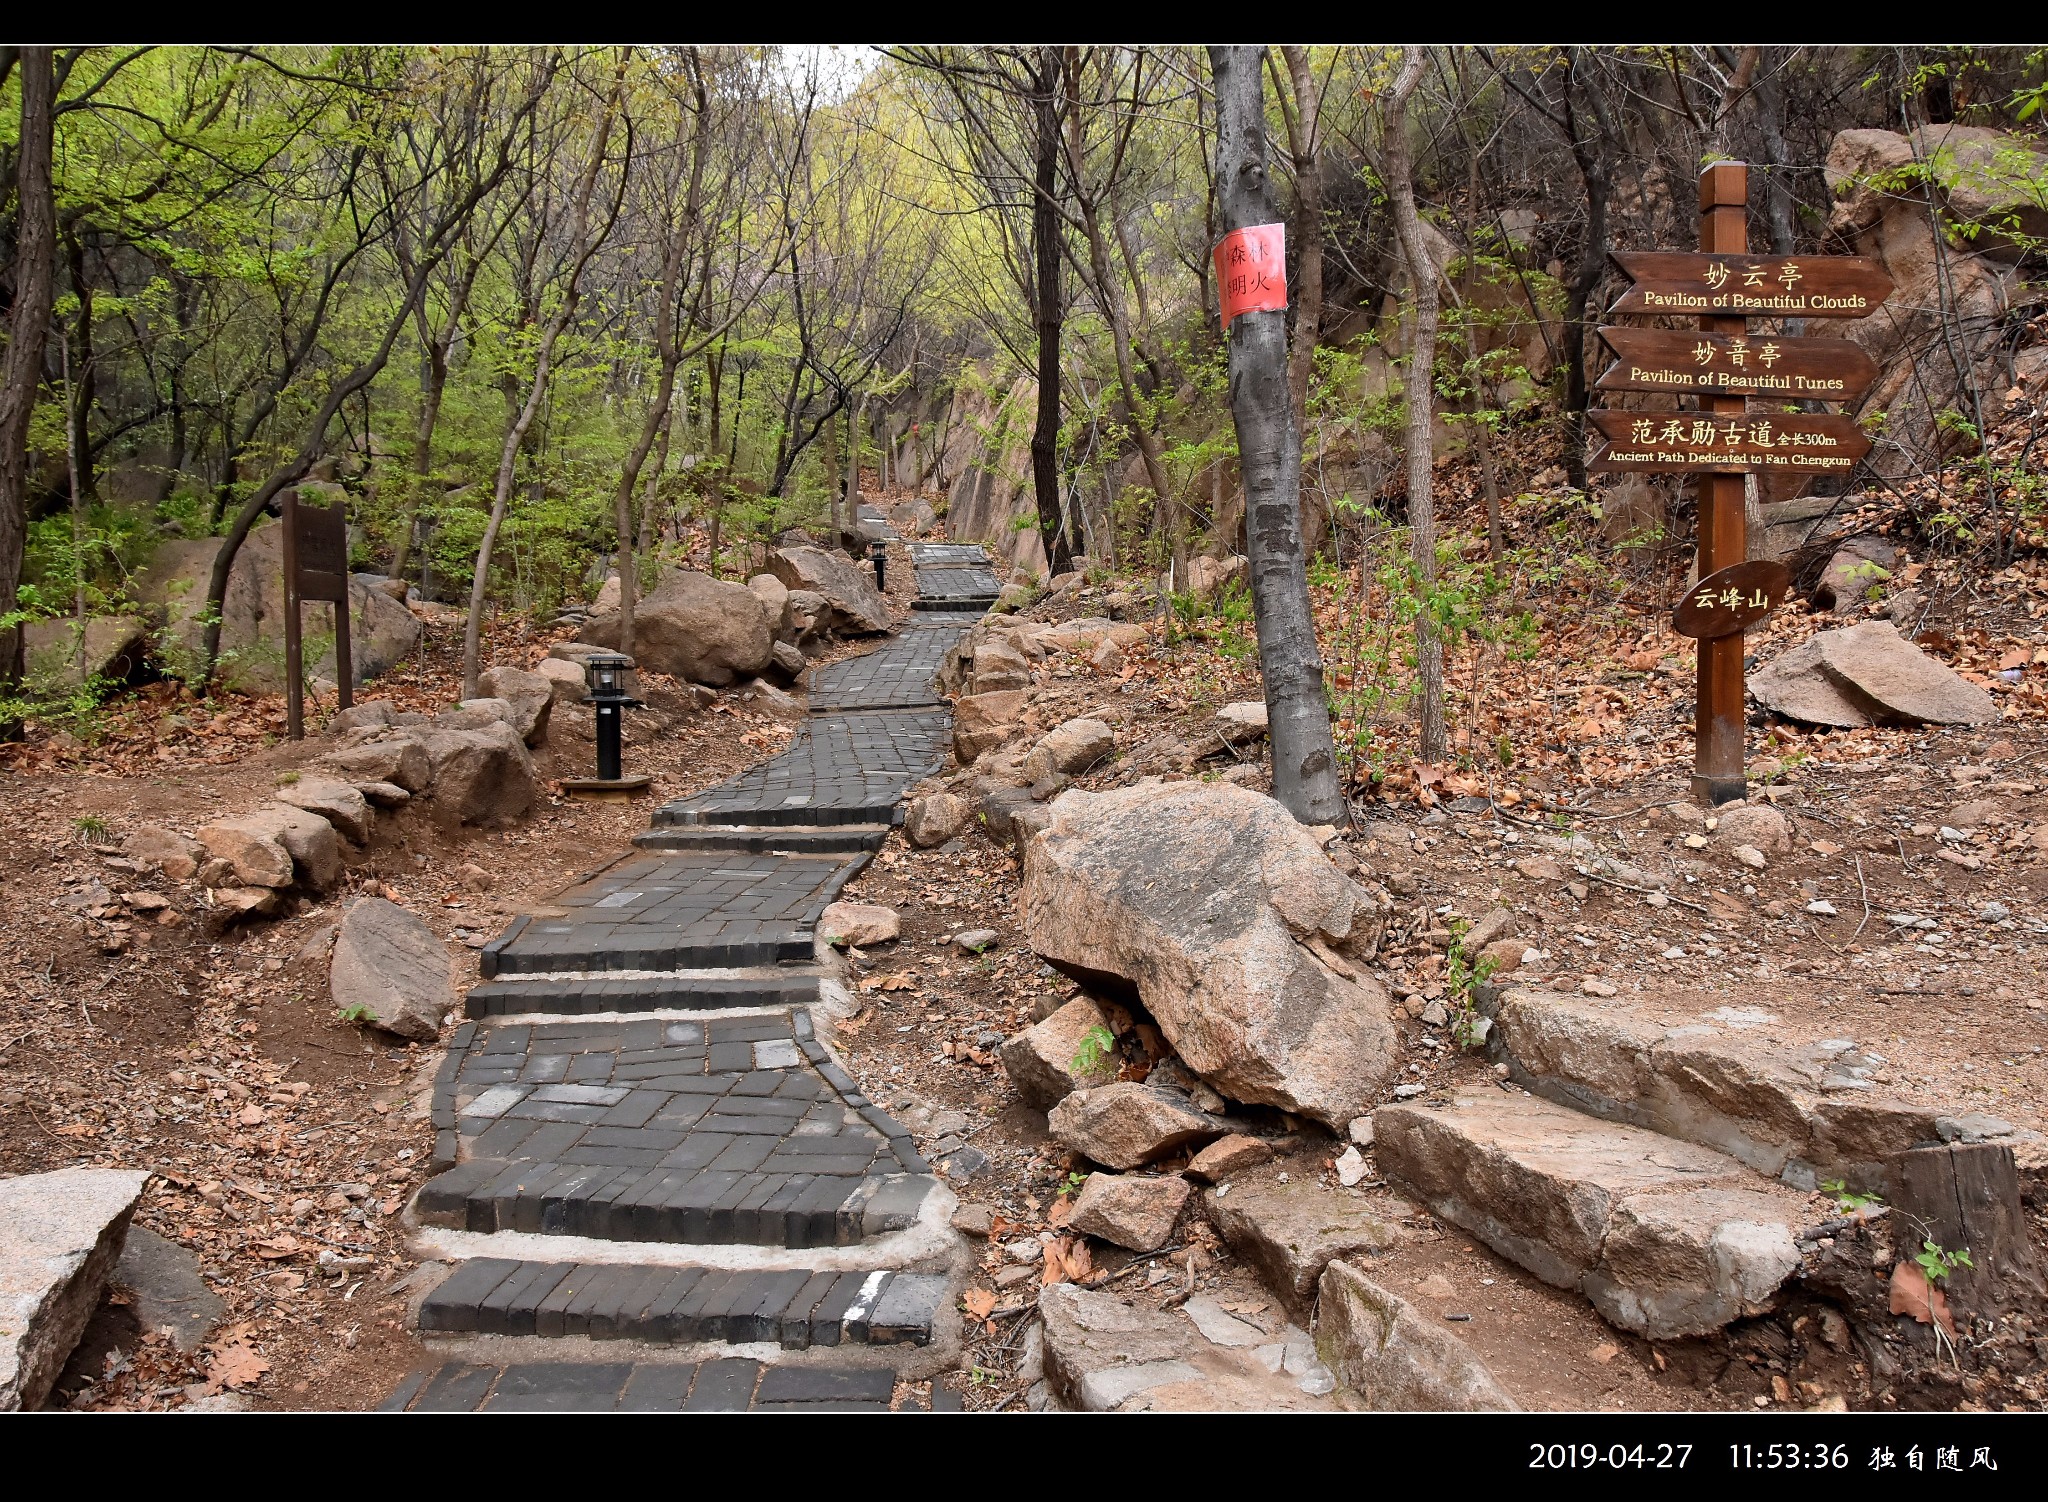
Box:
[562,651,650,799]
[868,539,887,592]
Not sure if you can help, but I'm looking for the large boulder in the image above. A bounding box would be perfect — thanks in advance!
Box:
[477,665,555,747]
[579,570,774,687]
[273,775,372,844]
[1815,620,1998,726]
[970,635,1034,693]
[0,1168,151,1411]
[766,546,891,635]
[328,897,454,1042]
[1020,781,1400,1128]
[21,615,148,694]
[417,722,534,827]
[1911,122,2048,260]
[1753,622,1999,728]
[746,573,791,636]
[132,515,420,693]
[321,728,432,792]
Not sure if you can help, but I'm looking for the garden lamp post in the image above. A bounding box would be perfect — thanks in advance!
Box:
[559,651,651,799]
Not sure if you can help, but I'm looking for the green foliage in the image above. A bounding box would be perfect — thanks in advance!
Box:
[72,814,112,841]
[337,1002,375,1026]
[1822,1179,1882,1214]
[1070,1024,1118,1082]
[1915,1238,1975,1283]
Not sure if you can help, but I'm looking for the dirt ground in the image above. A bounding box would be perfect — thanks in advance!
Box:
[821,545,2048,1413]
[6,496,2046,1412]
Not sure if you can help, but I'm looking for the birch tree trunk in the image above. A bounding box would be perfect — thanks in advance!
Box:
[1208,45,1344,826]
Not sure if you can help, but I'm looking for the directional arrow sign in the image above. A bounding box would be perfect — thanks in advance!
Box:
[1596,327,1879,402]
[1586,408,1872,475]
[1608,252,1894,318]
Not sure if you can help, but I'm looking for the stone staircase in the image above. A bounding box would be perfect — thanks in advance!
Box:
[385,528,992,1412]
[1372,982,2044,1343]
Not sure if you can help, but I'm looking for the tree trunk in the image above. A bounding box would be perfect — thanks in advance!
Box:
[1558,52,1614,492]
[1279,47,1323,432]
[1384,48,1449,766]
[1030,51,1073,576]
[843,395,865,551]
[1208,45,1344,826]
[0,47,57,707]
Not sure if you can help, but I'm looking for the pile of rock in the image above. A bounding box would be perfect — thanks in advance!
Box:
[120,671,548,924]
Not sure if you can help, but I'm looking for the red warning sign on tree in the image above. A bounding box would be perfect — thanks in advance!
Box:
[1215,223,1287,328]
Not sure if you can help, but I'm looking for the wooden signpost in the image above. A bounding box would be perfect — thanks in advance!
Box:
[281,486,353,741]
[1590,162,1893,804]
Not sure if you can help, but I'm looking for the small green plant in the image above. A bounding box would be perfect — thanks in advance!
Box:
[1915,1238,1974,1284]
[1070,1024,1117,1080]
[1822,1179,1883,1214]
[969,1364,1000,1387]
[276,770,301,786]
[337,1002,374,1026]
[1057,1170,1089,1198]
[72,814,111,842]
[1443,920,1500,1050]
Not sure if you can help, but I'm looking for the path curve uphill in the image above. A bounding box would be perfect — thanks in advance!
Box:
[382,531,994,1413]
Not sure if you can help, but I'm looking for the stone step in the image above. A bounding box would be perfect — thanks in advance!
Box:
[631,824,890,855]
[416,1159,938,1247]
[1478,984,2043,1196]
[1,1168,151,1411]
[1374,1086,1824,1340]
[910,596,995,613]
[382,1355,961,1412]
[415,1258,947,1350]
[478,850,864,977]
[419,1011,933,1247]
[463,974,820,1020]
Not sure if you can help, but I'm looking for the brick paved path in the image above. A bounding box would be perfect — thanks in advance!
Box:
[392,529,991,1412]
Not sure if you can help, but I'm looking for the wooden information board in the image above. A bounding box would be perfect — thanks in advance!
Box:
[281,486,354,740]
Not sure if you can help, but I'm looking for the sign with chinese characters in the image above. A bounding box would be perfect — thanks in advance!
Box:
[1585,408,1873,475]
[1608,252,1894,318]
[290,490,350,603]
[1213,223,1287,329]
[1595,327,1878,401]
[1670,558,1791,639]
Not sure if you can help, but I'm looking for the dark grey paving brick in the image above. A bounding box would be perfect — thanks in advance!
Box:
[810,620,969,712]
[649,710,951,829]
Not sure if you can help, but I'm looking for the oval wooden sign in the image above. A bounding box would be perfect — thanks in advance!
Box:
[1672,559,1792,639]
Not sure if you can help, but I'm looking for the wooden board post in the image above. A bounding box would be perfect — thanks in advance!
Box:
[1694,162,1749,806]
[281,487,353,741]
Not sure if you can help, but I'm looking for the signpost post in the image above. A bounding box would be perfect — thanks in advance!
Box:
[1590,162,1891,806]
[281,486,354,741]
